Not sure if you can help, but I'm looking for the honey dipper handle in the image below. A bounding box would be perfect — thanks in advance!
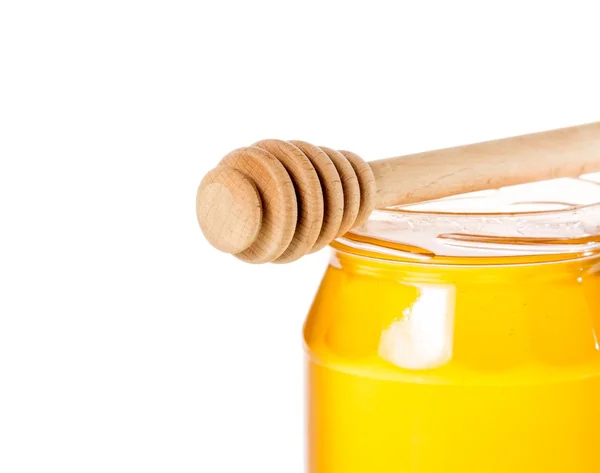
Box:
[370,122,600,207]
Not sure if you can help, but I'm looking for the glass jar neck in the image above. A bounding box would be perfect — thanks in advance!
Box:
[331,247,599,284]
[334,204,600,266]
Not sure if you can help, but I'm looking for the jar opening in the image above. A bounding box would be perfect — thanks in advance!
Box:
[335,174,600,264]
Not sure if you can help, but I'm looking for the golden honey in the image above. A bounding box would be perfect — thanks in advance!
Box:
[304,179,600,472]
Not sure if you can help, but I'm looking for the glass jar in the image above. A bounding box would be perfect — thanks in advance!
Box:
[304,175,600,473]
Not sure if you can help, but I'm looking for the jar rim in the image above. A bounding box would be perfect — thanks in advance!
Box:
[380,200,600,218]
[337,176,600,263]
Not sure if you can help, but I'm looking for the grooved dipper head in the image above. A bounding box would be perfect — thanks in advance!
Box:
[196,141,376,264]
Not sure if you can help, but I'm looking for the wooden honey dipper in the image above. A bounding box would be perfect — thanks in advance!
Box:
[197,122,600,264]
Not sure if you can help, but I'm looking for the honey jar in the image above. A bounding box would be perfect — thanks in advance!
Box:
[304,176,600,472]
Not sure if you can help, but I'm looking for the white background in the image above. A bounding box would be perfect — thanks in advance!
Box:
[1,1,600,472]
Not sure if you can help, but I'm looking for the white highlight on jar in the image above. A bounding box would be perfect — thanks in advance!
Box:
[378,284,455,370]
